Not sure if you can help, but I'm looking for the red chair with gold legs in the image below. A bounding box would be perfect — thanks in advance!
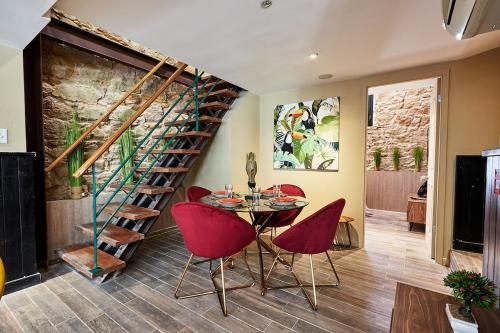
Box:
[171,202,256,316]
[0,257,5,300]
[265,198,345,310]
[186,185,212,202]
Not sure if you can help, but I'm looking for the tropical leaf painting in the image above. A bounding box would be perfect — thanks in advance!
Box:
[273,97,339,171]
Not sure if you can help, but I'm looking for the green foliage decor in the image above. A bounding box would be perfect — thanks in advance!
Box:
[392,147,401,171]
[444,270,498,312]
[64,113,84,188]
[118,112,136,185]
[413,146,424,172]
[373,148,382,171]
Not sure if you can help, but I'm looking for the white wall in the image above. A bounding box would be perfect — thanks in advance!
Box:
[0,45,26,152]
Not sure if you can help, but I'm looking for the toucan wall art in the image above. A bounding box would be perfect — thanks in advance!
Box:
[273,97,340,171]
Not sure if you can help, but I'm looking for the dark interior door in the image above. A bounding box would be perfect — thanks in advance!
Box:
[453,155,486,253]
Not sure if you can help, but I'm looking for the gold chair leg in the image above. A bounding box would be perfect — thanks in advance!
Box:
[265,249,281,282]
[174,254,193,299]
[213,257,228,316]
[325,251,340,284]
[309,254,318,310]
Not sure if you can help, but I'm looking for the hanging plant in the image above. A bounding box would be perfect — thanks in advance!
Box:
[373,148,382,171]
[64,112,84,199]
[413,146,424,172]
[392,147,401,171]
[118,112,136,185]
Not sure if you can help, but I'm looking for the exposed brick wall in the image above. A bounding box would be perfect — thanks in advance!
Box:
[366,87,432,171]
[42,39,192,200]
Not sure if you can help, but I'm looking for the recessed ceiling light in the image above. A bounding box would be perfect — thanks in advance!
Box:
[261,0,272,9]
[455,32,463,40]
[318,74,333,80]
[309,52,319,59]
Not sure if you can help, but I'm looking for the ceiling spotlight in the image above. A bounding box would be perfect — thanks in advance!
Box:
[318,74,333,80]
[261,0,272,9]
[309,52,319,59]
[455,32,463,40]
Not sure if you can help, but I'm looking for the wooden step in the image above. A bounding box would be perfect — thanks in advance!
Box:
[165,116,222,126]
[76,223,145,247]
[198,80,226,90]
[201,89,239,99]
[137,166,189,173]
[184,101,231,113]
[153,131,212,139]
[102,203,160,220]
[109,183,174,195]
[139,148,201,155]
[59,244,126,279]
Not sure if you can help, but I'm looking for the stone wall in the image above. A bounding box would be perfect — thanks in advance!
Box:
[366,87,432,171]
[43,39,192,201]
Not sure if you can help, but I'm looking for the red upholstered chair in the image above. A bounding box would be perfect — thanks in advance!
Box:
[171,202,256,316]
[187,185,212,202]
[265,198,346,310]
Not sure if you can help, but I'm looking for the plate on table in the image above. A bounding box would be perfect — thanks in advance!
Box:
[261,190,287,197]
[269,197,297,207]
[217,198,245,208]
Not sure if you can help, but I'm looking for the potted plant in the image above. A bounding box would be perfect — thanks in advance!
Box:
[65,113,84,199]
[413,146,424,172]
[443,270,498,332]
[392,147,401,171]
[373,148,382,171]
[117,112,135,185]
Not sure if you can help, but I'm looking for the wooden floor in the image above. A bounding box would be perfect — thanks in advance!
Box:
[0,210,449,333]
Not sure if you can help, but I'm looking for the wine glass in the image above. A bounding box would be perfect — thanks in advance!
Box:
[273,184,281,197]
[225,184,233,198]
[252,186,261,206]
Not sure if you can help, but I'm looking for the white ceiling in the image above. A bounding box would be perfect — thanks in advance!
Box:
[0,0,56,50]
[54,0,500,94]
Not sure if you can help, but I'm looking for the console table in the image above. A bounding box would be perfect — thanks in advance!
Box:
[391,283,500,332]
[407,195,426,231]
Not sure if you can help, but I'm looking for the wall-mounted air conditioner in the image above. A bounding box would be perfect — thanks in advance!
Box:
[442,0,500,39]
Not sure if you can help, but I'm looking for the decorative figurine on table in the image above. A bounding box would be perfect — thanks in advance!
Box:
[246,152,257,194]
[443,270,498,333]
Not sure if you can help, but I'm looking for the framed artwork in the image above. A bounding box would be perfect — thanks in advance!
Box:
[273,97,340,171]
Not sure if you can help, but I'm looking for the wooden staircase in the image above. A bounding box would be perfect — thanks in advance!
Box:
[53,67,241,281]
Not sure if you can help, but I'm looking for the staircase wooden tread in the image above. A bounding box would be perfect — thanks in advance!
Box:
[199,80,226,90]
[184,101,231,113]
[140,148,201,155]
[60,244,125,279]
[165,116,222,126]
[109,183,174,194]
[137,166,189,173]
[153,131,212,139]
[76,223,144,247]
[202,89,239,99]
[103,203,160,220]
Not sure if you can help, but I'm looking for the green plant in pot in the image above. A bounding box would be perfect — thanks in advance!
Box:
[65,113,84,199]
[117,112,136,185]
[392,147,401,171]
[373,148,382,171]
[443,270,498,331]
[413,146,424,172]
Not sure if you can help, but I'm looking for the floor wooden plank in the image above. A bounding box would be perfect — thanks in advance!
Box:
[0,209,451,333]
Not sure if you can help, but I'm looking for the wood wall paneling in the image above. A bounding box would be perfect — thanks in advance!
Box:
[366,170,426,212]
[46,197,93,262]
[0,153,40,293]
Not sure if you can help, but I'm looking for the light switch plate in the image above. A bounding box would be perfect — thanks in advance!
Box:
[0,128,8,144]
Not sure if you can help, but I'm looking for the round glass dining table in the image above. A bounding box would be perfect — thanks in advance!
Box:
[200,193,309,295]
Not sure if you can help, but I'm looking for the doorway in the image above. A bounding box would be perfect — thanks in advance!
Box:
[365,78,440,260]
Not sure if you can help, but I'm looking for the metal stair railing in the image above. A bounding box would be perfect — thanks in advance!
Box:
[86,69,221,275]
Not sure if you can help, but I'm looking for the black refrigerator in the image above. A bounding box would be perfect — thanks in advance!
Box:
[453,155,486,253]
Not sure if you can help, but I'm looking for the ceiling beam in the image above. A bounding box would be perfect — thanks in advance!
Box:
[41,20,195,86]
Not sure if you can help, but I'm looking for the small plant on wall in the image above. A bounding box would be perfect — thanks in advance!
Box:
[118,112,136,185]
[65,113,84,199]
[392,147,401,171]
[413,146,424,172]
[373,148,382,171]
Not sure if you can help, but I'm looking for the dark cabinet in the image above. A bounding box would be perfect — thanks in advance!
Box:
[453,155,486,253]
[0,153,40,293]
[482,148,500,306]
